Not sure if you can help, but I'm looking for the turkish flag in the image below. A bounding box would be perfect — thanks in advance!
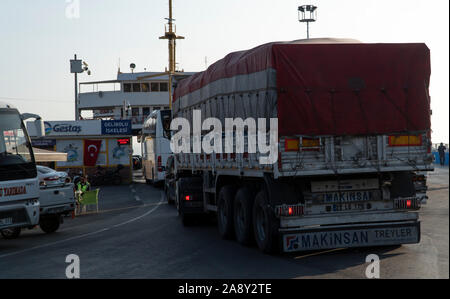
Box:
[84,140,102,166]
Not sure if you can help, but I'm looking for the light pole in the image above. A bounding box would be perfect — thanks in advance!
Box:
[298,5,317,39]
[70,54,91,120]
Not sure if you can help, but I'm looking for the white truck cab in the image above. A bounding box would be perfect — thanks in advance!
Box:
[0,102,44,238]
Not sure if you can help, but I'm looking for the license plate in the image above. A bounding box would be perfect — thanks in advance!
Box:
[0,217,13,226]
[322,190,376,203]
[283,223,420,252]
[48,207,65,214]
[184,201,202,208]
[331,202,366,212]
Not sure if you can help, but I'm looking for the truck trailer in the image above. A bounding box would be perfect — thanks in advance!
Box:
[166,38,434,253]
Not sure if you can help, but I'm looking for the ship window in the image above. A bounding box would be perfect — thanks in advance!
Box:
[160,82,169,92]
[141,83,150,92]
[132,107,139,116]
[123,83,131,92]
[132,83,141,92]
[143,107,150,117]
[151,82,160,92]
[164,106,170,110]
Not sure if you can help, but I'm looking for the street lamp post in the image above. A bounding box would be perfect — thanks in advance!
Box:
[298,5,317,39]
[70,54,91,120]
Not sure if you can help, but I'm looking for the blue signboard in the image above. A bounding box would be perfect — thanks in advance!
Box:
[101,120,132,135]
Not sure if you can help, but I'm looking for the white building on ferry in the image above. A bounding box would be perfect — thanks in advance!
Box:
[78,71,195,135]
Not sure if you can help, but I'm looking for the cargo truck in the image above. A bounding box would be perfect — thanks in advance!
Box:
[165,38,434,253]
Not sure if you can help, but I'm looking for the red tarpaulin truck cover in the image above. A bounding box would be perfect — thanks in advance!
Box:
[173,38,431,137]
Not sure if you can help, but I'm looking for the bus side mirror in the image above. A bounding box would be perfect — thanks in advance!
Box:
[34,119,45,137]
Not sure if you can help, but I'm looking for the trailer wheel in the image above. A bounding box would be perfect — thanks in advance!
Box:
[165,184,174,205]
[40,216,60,234]
[217,185,236,239]
[234,187,255,245]
[1,227,21,239]
[253,190,280,254]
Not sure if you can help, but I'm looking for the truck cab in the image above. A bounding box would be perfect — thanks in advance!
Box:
[0,102,43,238]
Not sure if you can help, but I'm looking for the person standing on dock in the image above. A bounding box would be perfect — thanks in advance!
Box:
[438,143,447,166]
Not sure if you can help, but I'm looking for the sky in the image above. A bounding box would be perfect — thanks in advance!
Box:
[0,0,448,146]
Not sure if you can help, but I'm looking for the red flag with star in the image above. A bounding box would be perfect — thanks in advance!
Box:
[83,140,102,166]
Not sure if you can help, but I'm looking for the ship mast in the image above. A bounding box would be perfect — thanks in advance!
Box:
[159,0,184,108]
[138,0,184,109]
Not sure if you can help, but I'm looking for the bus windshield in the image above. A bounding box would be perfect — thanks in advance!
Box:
[161,110,171,139]
[0,109,36,181]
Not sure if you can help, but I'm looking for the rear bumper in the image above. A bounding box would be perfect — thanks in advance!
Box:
[282,220,420,252]
[40,203,75,216]
[279,211,418,229]
[0,201,40,229]
[181,201,204,214]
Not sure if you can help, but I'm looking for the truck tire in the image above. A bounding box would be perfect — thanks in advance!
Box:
[234,187,255,245]
[253,190,280,254]
[165,184,174,205]
[1,227,21,239]
[217,185,236,239]
[40,216,60,234]
[176,178,202,226]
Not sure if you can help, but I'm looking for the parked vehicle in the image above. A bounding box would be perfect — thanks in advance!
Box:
[141,109,172,186]
[38,176,75,234]
[0,102,43,239]
[37,165,70,188]
[90,165,124,186]
[132,155,142,170]
[167,39,434,253]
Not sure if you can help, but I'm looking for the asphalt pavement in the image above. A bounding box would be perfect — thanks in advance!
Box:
[0,167,448,279]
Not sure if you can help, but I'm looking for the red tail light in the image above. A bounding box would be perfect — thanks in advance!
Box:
[44,176,59,181]
[185,195,190,201]
[275,204,304,217]
[157,156,163,172]
[394,198,420,210]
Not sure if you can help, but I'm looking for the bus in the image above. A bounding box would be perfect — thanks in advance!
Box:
[0,102,44,238]
[140,109,171,186]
